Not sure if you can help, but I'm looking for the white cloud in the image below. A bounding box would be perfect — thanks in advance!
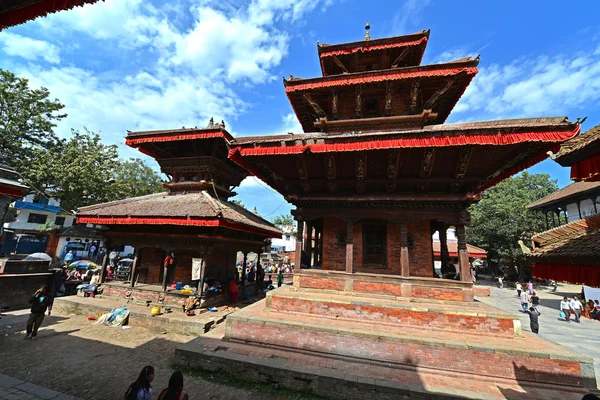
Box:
[390,0,431,35]
[0,32,61,64]
[452,52,600,119]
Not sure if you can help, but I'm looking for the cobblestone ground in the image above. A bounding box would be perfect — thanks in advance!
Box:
[477,279,600,388]
[0,311,314,400]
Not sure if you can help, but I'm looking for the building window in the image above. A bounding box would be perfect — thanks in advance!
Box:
[362,223,387,266]
[27,213,47,224]
[365,98,379,117]
[55,216,66,226]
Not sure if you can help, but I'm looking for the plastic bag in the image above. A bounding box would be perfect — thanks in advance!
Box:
[559,311,566,319]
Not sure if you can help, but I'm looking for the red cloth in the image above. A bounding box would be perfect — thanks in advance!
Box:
[0,185,24,198]
[570,153,600,182]
[319,37,427,58]
[163,255,174,268]
[285,67,478,92]
[532,263,600,287]
[126,130,231,147]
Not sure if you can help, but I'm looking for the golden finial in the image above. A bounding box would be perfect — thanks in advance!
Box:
[365,23,371,41]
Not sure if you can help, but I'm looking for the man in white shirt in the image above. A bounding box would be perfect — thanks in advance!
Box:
[570,296,582,323]
[520,291,529,312]
[560,297,571,322]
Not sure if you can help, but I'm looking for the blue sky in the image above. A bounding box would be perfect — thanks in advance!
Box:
[1,0,600,220]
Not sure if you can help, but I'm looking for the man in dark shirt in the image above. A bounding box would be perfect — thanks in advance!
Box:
[525,307,541,334]
[25,285,53,340]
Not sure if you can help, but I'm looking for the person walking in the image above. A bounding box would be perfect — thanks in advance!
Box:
[560,297,571,322]
[125,366,155,400]
[24,285,53,340]
[530,290,540,310]
[157,371,189,400]
[570,296,582,323]
[527,281,533,295]
[498,275,504,289]
[520,290,529,312]
[516,282,523,297]
[63,250,74,264]
[277,268,284,288]
[525,306,541,334]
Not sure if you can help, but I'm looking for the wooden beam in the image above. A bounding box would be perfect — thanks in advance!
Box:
[303,93,327,119]
[456,224,471,283]
[286,176,486,186]
[295,220,304,272]
[422,75,459,111]
[131,247,141,289]
[391,46,412,68]
[296,208,470,224]
[295,156,309,193]
[331,55,349,73]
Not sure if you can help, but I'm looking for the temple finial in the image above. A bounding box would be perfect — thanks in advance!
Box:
[365,23,371,40]
[208,117,214,128]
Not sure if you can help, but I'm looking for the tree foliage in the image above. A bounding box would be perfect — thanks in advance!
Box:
[273,214,294,227]
[0,69,66,169]
[112,158,164,199]
[468,172,558,273]
[231,199,246,208]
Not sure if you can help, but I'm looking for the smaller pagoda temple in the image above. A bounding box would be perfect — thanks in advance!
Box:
[527,123,600,286]
[77,122,280,305]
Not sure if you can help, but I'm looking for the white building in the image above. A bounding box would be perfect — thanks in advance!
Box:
[270,224,297,252]
[4,194,75,233]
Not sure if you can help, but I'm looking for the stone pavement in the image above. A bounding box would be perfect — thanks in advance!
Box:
[477,280,600,389]
[0,373,81,400]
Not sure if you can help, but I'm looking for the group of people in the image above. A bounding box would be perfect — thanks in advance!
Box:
[515,281,541,333]
[125,366,188,400]
[560,296,600,323]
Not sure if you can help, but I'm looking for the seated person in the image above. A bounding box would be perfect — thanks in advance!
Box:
[247,268,256,282]
[90,271,101,285]
[584,300,595,319]
[592,300,600,320]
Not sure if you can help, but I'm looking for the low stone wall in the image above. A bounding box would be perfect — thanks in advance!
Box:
[474,287,491,297]
[0,273,54,310]
[267,294,517,337]
[295,271,474,302]
[0,259,51,274]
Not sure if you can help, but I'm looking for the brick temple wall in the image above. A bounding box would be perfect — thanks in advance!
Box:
[321,217,433,277]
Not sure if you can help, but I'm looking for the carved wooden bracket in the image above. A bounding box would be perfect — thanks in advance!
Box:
[384,82,393,116]
[303,93,327,119]
[331,89,339,120]
[422,75,460,111]
[332,55,349,73]
[409,81,420,114]
[392,46,412,68]
[355,85,363,118]
[419,148,436,178]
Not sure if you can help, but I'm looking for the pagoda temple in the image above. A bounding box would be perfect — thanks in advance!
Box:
[174,27,596,398]
[76,122,280,306]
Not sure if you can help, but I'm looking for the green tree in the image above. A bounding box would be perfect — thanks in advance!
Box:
[231,199,246,208]
[273,214,294,227]
[0,69,66,170]
[26,128,120,211]
[112,158,163,199]
[467,172,558,277]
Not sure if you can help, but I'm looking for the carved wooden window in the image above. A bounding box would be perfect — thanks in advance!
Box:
[363,223,387,267]
[365,98,379,118]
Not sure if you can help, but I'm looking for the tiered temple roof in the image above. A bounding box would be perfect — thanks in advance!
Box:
[555,123,600,182]
[527,181,600,210]
[0,0,100,30]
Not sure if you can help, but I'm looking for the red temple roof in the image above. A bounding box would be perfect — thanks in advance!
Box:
[77,191,281,238]
[317,29,430,76]
[0,0,100,30]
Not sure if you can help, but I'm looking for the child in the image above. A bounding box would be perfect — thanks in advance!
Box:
[277,269,284,288]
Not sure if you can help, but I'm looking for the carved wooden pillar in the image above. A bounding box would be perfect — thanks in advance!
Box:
[456,225,470,283]
[304,221,313,266]
[100,242,110,284]
[314,226,320,266]
[295,220,304,272]
[400,223,410,278]
[131,247,141,289]
[439,226,449,277]
[241,252,247,285]
[345,220,354,273]
[161,250,169,291]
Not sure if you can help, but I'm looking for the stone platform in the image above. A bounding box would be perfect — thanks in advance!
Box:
[53,296,234,336]
[176,325,593,400]
[175,273,597,398]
